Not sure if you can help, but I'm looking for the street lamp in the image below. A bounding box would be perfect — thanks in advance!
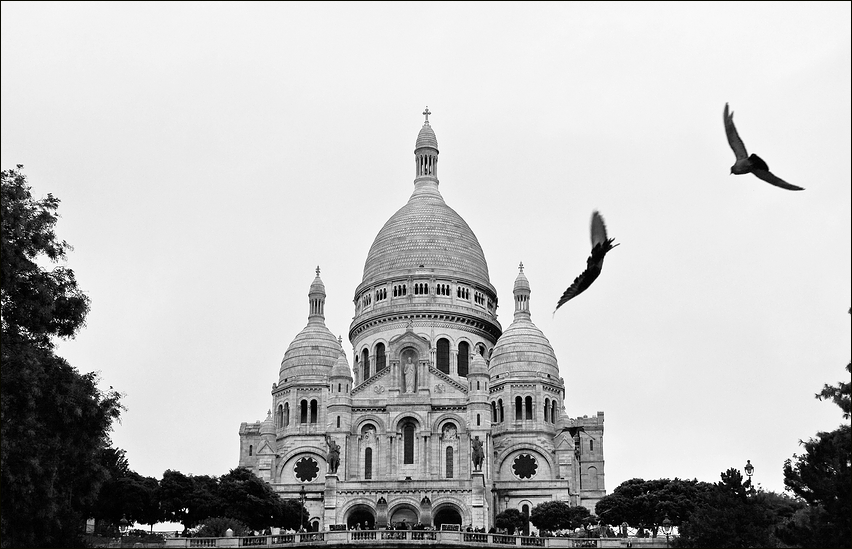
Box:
[661,515,672,548]
[744,460,754,493]
[299,485,306,532]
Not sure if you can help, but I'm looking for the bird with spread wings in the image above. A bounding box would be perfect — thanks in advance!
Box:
[554,211,619,314]
[724,102,803,191]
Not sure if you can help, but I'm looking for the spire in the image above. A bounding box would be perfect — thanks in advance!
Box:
[415,106,439,182]
[513,262,531,319]
[308,266,327,323]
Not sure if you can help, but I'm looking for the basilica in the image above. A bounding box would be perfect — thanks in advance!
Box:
[238,111,606,533]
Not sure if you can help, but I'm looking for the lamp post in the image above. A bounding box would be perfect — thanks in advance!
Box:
[661,515,672,548]
[744,460,754,494]
[299,485,306,532]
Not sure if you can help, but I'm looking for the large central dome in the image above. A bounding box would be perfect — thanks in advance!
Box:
[358,115,492,292]
[359,183,491,288]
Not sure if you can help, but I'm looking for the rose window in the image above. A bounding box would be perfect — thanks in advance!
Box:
[512,453,538,479]
[294,456,319,482]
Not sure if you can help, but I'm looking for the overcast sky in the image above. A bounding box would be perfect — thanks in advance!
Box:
[2,1,850,502]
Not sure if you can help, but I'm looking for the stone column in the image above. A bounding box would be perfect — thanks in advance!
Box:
[324,474,338,527]
[450,350,458,376]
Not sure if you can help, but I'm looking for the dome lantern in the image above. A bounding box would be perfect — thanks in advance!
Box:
[414,106,439,181]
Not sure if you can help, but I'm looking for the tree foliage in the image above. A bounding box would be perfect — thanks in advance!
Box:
[779,320,852,548]
[217,467,288,531]
[595,478,713,536]
[1,165,123,548]
[676,468,802,548]
[495,509,526,535]
[530,501,590,532]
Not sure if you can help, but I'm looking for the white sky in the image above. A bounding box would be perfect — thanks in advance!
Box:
[2,1,850,499]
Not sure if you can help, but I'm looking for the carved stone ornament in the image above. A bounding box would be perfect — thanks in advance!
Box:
[373,385,385,394]
[435,384,445,393]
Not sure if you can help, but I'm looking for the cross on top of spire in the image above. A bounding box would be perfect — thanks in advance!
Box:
[423,106,431,123]
[519,261,524,273]
[316,266,321,277]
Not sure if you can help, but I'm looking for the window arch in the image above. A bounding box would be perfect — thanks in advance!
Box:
[446,446,454,478]
[544,398,550,422]
[276,404,284,428]
[551,402,557,424]
[249,445,253,456]
[375,343,386,372]
[336,416,341,428]
[525,396,533,420]
[476,413,481,426]
[361,348,370,380]
[365,447,373,479]
[284,403,290,426]
[403,423,416,464]
[300,400,308,423]
[458,341,469,377]
[515,396,523,420]
[492,401,497,422]
[310,399,318,424]
[499,399,505,423]
[436,338,450,374]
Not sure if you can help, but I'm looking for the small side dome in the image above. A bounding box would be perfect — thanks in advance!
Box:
[260,410,275,435]
[331,339,353,379]
[489,264,560,379]
[469,352,488,376]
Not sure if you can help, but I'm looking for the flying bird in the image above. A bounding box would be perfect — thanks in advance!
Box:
[554,211,619,314]
[723,103,804,191]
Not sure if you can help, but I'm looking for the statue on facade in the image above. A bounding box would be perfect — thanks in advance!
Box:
[326,435,340,474]
[471,436,484,471]
[403,357,416,393]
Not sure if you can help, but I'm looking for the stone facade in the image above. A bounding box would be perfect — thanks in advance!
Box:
[238,112,605,532]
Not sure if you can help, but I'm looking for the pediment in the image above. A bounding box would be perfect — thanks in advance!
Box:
[257,440,276,455]
[389,329,430,356]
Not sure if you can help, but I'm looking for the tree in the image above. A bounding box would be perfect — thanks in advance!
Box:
[1,167,123,547]
[495,509,526,535]
[279,499,309,532]
[779,320,852,548]
[196,517,250,537]
[676,468,801,548]
[530,501,590,532]
[216,467,287,531]
[595,478,713,536]
[91,448,161,532]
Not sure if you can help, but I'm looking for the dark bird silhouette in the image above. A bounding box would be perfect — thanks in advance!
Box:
[724,103,803,191]
[554,211,619,313]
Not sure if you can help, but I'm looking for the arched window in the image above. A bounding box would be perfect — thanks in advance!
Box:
[403,423,415,464]
[477,414,481,426]
[515,396,523,420]
[300,400,308,423]
[336,416,341,428]
[284,403,290,426]
[436,338,450,374]
[492,401,497,422]
[310,399,318,423]
[337,383,341,393]
[276,404,283,428]
[499,399,504,423]
[376,343,386,372]
[551,402,557,424]
[446,446,454,478]
[361,349,370,380]
[525,396,533,420]
[458,341,469,377]
[365,447,373,479]
[544,398,550,422]
[590,439,594,452]
[522,504,530,535]
[248,445,253,456]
